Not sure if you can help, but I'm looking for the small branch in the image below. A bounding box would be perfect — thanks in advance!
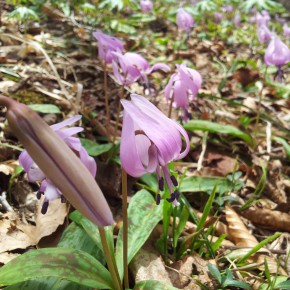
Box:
[0,191,13,212]
[197,132,208,171]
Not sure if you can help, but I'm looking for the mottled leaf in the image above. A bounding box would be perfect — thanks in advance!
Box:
[80,138,113,157]
[0,248,114,289]
[133,280,178,290]
[115,189,163,279]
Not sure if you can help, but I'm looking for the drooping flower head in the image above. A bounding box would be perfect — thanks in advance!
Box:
[258,24,272,44]
[120,94,190,206]
[0,95,113,227]
[164,64,202,122]
[112,51,170,86]
[176,8,194,32]
[214,12,223,23]
[19,115,97,213]
[264,35,290,67]
[93,30,124,64]
[223,4,233,13]
[140,0,153,13]
[283,23,290,38]
[233,12,241,26]
[264,35,290,81]
[255,11,270,27]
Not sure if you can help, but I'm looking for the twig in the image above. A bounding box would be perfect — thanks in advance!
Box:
[197,132,208,171]
[266,121,272,155]
[0,191,13,212]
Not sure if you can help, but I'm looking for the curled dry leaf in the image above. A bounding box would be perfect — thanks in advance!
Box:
[225,205,287,275]
[239,207,290,232]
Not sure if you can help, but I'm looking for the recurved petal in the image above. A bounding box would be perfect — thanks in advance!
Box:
[120,109,158,177]
[1,95,113,227]
[148,63,171,74]
[50,115,82,130]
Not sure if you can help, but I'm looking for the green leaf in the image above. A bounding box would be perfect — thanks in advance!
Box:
[80,138,113,157]
[0,248,114,289]
[7,222,102,290]
[115,189,163,279]
[179,176,244,194]
[273,137,290,159]
[28,104,61,114]
[183,120,253,146]
[275,279,290,289]
[223,278,251,289]
[133,280,178,290]
[207,263,222,284]
[238,232,282,263]
[8,7,39,21]
[0,67,21,81]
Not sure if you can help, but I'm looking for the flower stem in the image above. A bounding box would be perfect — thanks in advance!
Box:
[168,96,174,119]
[104,61,111,141]
[121,168,129,289]
[98,227,122,290]
[113,85,125,144]
[253,66,268,148]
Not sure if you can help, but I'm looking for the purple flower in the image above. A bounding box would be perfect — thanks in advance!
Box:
[176,8,194,32]
[258,25,272,44]
[283,23,290,38]
[164,64,202,122]
[120,94,190,206]
[223,5,233,13]
[214,12,223,23]
[256,12,270,27]
[264,35,290,67]
[19,115,97,212]
[233,13,241,26]
[93,30,124,64]
[0,95,113,227]
[112,52,170,86]
[140,0,153,13]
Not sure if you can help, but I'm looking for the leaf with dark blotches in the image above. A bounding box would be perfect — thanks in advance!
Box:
[115,189,163,280]
[0,247,114,289]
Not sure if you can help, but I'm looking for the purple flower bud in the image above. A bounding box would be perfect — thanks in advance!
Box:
[176,8,194,32]
[214,12,223,23]
[258,24,272,44]
[93,30,124,64]
[120,94,190,206]
[140,0,153,13]
[0,95,114,227]
[264,35,290,67]
[164,64,202,122]
[283,23,290,38]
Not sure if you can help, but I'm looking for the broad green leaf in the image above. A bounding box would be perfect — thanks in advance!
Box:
[80,138,113,157]
[0,248,114,289]
[115,189,163,279]
[8,7,39,21]
[274,279,290,289]
[223,278,251,289]
[179,176,244,194]
[258,276,289,290]
[207,264,222,284]
[7,222,103,290]
[28,104,61,114]
[133,280,178,290]
[0,67,21,81]
[183,120,253,146]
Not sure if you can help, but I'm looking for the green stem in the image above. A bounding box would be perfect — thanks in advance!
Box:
[99,227,122,290]
[122,168,129,289]
[104,62,111,141]
[113,85,125,144]
[168,96,174,119]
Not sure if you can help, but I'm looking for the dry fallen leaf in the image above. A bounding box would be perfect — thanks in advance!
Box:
[0,159,19,175]
[225,205,287,275]
[239,207,290,232]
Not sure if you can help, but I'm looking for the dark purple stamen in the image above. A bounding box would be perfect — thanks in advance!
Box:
[156,193,161,205]
[158,177,164,191]
[174,190,180,200]
[41,200,49,214]
[170,175,178,187]
[36,191,43,200]
[167,193,176,203]
[60,195,66,203]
